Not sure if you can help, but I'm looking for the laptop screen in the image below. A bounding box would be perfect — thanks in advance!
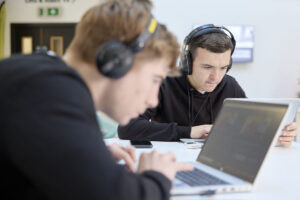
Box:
[198,100,288,183]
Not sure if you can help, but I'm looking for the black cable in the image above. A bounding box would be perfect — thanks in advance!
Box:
[209,96,214,123]
[188,85,191,126]
[190,93,211,126]
[186,76,212,126]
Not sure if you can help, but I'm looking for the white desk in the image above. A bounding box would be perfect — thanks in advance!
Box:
[105,138,300,200]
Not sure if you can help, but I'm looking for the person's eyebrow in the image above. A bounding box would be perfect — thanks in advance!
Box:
[200,64,229,68]
[200,64,215,68]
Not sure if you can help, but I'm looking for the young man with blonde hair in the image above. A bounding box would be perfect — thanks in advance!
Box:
[0,0,192,199]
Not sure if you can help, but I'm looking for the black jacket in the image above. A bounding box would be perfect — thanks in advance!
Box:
[118,75,246,141]
[0,53,171,200]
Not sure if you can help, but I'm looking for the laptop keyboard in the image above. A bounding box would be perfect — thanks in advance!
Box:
[176,168,229,187]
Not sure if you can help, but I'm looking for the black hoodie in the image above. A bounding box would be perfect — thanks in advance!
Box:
[118,75,246,141]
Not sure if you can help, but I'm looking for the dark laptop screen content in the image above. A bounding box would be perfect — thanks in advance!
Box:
[198,101,288,183]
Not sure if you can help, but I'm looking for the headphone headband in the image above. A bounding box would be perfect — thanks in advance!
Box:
[129,16,159,52]
[182,24,236,55]
[96,15,160,79]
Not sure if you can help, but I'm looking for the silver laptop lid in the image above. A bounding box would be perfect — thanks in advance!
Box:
[227,98,300,125]
[197,100,288,184]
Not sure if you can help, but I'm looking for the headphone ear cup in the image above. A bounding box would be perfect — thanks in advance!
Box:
[186,51,193,75]
[96,41,134,79]
[227,57,232,73]
[180,50,193,75]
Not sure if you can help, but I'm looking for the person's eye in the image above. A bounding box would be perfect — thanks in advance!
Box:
[221,66,228,70]
[203,66,212,69]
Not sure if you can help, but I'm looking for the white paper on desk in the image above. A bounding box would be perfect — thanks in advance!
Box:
[179,138,205,143]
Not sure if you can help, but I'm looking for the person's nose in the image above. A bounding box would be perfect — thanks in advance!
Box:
[210,68,225,81]
[146,87,159,108]
[209,68,219,80]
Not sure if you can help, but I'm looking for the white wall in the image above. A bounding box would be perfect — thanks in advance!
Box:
[4,0,300,98]
[152,0,300,98]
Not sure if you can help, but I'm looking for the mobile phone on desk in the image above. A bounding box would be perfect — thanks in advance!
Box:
[130,140,153,148]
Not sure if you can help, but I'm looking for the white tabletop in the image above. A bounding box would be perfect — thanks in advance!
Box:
[105,138,300,200]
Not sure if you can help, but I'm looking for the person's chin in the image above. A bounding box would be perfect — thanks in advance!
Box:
[120,113,139,126]
[119,117,130,126]
[205,84,217,92]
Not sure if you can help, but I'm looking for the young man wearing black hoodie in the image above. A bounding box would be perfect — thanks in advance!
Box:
[118,25,297,147]
[1,1,193,199]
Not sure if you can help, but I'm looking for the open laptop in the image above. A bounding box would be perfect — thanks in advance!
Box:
[227,98,300,146]
[171,99,291,195]
[226,98,300,125]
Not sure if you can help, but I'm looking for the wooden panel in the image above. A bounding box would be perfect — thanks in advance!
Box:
[50,36,63,56]
[21,36,33,54]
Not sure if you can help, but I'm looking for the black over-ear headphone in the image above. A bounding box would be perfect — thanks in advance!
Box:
[95,15,159,79]
[180,24,236,75]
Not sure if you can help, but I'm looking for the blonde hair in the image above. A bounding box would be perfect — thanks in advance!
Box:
[68,0,179,72]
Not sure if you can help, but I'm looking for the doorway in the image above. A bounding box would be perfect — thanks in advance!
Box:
[11,23,76,56]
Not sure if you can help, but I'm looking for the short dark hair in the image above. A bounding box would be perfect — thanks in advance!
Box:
[188,32,233,60]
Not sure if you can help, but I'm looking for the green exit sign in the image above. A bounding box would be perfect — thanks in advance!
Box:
[39,7,61,17]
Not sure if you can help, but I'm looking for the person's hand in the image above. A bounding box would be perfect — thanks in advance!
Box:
[137,150,194,180]
[278,122,297,147]
[108,143,136,172]
[190,124,213,139]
